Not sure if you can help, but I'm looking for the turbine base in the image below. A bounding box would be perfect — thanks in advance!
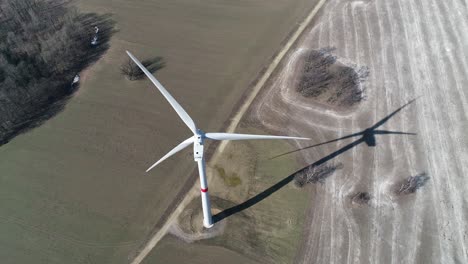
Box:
[203,222,214,229]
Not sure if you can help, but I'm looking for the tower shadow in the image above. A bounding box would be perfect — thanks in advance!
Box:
[213,99,417,223]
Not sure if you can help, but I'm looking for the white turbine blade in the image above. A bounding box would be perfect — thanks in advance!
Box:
[146,137,194,172]
[126,51,197,134]
[205,132,309,141]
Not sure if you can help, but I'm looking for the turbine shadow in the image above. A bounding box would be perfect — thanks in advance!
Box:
[270,98,417,159]
[213,99,417,224]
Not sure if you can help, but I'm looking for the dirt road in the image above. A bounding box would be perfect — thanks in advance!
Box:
[250,0,468,263]
[128,1,327,263]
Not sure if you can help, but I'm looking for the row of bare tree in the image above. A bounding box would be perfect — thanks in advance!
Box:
[0,0,114,145]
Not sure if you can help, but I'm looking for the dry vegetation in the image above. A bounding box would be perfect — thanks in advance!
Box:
[395,172,430,195]
[0,0,114,145]
[293,162,343,187]
[297,48,369,106]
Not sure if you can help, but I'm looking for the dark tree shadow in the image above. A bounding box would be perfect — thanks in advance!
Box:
[141,57,165,75]
[0,11,116,146]
[213,99,417,223]
[121,56,166,80]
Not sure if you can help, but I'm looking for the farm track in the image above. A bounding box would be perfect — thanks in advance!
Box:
[250,0,468,263]
[128,1,328,264]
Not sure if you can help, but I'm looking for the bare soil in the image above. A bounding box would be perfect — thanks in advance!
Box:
[249,0,468,263]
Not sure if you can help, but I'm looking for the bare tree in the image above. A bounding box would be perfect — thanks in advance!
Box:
[294,162,343,187]
[297,48,369,106]
[396,172,430,195]
[120,58,140,80]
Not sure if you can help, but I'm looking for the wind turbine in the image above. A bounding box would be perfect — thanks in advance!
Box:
[126,51,309,228]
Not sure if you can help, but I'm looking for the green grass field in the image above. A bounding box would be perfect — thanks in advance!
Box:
[0,0,316,263]
[208,136,310,264]
[142,235,257,264]
[144,127,310,264]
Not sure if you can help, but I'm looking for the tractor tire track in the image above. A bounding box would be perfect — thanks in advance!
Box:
[248,0,468,263]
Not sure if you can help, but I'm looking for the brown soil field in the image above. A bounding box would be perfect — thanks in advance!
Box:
[249,0,468,263]
[0,0,319,263]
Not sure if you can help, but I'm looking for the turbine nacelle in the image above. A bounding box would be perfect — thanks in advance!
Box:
[196,129,205,142]
[194,129,204,161]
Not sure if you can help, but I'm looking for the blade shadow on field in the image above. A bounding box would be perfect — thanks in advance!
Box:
[213,98,417,224]
[271,98,417,159]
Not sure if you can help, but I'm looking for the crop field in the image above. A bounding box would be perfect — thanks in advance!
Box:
[141,0,468,263]
[249,0,468,263]
[0,0,319,263]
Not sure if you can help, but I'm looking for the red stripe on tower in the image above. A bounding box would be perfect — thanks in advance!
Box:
[201,188,208,193]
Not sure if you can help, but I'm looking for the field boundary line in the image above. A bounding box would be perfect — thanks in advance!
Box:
[216,0,327,154]
[129,0,327,263]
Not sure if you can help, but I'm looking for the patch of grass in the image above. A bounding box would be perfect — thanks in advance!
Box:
[215,165,242,187]
[227,173,242,187]
[215,165,227,178]
[204,127,310,264]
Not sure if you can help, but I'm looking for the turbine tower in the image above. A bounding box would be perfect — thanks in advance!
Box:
[127,51,309,228]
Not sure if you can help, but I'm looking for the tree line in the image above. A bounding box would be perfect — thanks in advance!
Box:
[0,0,114,145]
